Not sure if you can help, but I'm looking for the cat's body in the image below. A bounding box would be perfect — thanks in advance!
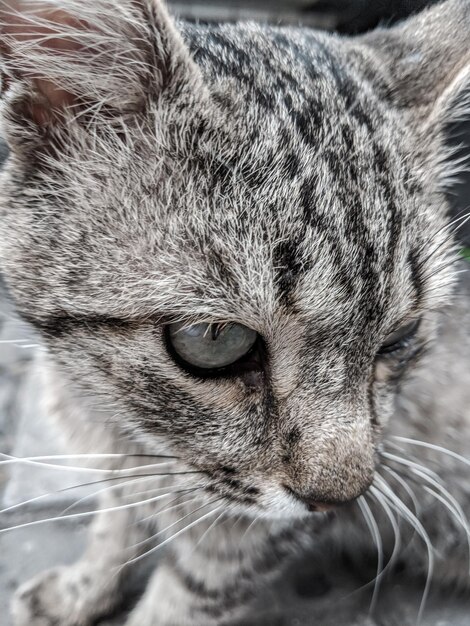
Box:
[0,1,469,624]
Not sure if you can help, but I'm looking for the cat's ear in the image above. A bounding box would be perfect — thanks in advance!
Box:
[357,0,470,130]
[0,0,200,147]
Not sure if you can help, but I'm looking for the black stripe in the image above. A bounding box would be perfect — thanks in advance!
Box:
[407,248,424,306]
[172,562,254,610]
[21,313,132,338]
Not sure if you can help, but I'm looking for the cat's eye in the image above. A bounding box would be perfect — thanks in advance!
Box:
[377,318,421,355]
[167,322,258,371]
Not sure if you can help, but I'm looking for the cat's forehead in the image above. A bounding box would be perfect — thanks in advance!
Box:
[184,22,395,149]
[3,19,449,328]
[154,158,417,324]
[27,64,429,329]
[151,24,431,324]
[75,121,422,332]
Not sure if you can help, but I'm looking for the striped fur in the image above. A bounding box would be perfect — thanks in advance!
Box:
[0,1,469,624]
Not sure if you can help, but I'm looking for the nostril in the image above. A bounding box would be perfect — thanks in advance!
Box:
[283,485,341,513]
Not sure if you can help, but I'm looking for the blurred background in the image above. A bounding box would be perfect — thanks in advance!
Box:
[169,0,440,31]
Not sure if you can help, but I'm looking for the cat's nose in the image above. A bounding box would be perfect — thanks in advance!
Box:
[284,486,342,513]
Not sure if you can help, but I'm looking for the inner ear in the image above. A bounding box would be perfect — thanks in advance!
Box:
[1,3,88,124]
[0,0,160,131]
[0,0,204,142]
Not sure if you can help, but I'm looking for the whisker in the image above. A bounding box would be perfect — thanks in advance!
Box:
[357,495,384,613]
[436,208,470,238]
[0,338,33,344]
[129,491,204,531]
[374,475,434,625]
[401,462,470,574]
[381,465,422,520]
[369,484,401,577]
[386,442,470,550]
[380,449,442,484]
[0,452,179,473]
[417,209,470,270]
[411,467,468,529]
[241,514,262,543]
[188,507,228,557]
[0,489,199,534]
[121,500,223,569]
[0,475,149,517]
[59,476,200,516]
[125,491,205,532]
[420,256,467,284]
[0,472,204,517]
[392,436,470,468]
[422,485,470,575]
[122,484,201,500]
[380,465,425,554]
[129,495,215,552]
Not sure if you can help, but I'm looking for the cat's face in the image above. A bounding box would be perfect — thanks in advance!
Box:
[0,0,465,518]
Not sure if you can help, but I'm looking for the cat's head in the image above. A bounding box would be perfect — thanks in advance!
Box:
[0,0,468,518]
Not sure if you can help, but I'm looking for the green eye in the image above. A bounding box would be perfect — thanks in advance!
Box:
[167,322,258,370]
[378,319,420,355]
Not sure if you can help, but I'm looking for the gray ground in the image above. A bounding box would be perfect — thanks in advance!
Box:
[1,285,470,626]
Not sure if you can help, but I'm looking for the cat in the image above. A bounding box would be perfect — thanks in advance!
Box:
[0,0,469,624]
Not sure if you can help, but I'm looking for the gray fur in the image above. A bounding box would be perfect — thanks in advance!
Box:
[0,0,469,624]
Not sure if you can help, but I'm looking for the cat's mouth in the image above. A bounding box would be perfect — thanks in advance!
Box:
[203,477,370,521]
[283,485,346,513]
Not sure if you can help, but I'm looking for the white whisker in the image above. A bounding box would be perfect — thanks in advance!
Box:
[188,508,228,557]
[59,476,199,516]
[357,495,384,613]
[421,485,470,575]
[393,436,470,468]
[240,514,262,543]
[411,468,468,528]
[0,474,163,517]
[0,452,178,473]
[0,490,192,534]
[369,485,401,577]
[0,338,33,344]
[121,501,223,569]
[374,475,434,625]
[129,496,215,552]
[381,449,442,484]
[381,465,422,520]
[128,492,204,534]
[0,469,204,519]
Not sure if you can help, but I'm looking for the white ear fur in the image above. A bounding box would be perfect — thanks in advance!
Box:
[427,65,470,190]
[357,0,470,189]
[358,0,470,113]
[0,0,200,129]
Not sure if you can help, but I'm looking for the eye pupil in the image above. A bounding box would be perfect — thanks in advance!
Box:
[211,324,222,341]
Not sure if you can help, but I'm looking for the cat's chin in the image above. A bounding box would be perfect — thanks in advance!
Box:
[226,491,334,522]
